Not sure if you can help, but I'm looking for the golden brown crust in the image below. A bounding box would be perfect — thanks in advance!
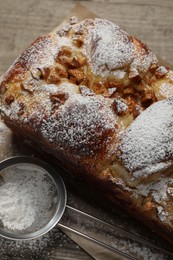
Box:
[1,17,173,244]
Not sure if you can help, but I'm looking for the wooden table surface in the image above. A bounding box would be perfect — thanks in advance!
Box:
[0,1,173,259]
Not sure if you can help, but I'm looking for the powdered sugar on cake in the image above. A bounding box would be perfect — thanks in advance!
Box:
[135,175,173,201]
[54,95,116,157]
[84,18,157,78]
[85,19,134,78]
[38,84,117,158]
[159,82,173,98]
[133,173,173,224]
[119,97,173,181]
[15,81,118,159]
[3,33,73,82]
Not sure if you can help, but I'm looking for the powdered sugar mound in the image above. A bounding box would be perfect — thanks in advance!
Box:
[119,97,173,181]
[85,19,135,77]
[0,164,58,232]
[41,94,117,158]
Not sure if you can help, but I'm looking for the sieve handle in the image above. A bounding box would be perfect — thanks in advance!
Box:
[58,205,173,259]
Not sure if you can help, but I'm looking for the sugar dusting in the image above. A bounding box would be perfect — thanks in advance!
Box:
[85,18,134,78]
[157,206,169,223]
[119,97,173,181]
[85,18,157,78]
[0,121,7,144]
[156,66,168,76]
[134,172,173,225]
[131,43,158,74]
[0,164,58,232]
[3,30,73,84]
[63,203,172,260]
[113,98,128,114]
[159,82,173,98]
[40,91,117,158]
[30,35,73,73]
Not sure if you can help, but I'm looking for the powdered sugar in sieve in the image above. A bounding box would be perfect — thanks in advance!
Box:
[0,157,66,240]
[0,163,58,234]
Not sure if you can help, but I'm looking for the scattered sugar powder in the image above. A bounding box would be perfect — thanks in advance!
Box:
[84,18,157,79]
[85,18,135,78]
[0,227,73,259]
[0,163,58,232]
[40,93,117,158]
[119,97,173,180]
[134,174,173,225]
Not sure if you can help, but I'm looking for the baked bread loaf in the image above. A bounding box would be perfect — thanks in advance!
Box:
[1,16,173,243]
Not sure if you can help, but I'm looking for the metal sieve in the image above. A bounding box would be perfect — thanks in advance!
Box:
[0,156,173,260]
[0,156,66,240]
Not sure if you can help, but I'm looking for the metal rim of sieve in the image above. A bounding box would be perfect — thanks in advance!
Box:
[0,156,67,240]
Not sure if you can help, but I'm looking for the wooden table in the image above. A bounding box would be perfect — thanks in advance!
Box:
[0,1,173,259]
